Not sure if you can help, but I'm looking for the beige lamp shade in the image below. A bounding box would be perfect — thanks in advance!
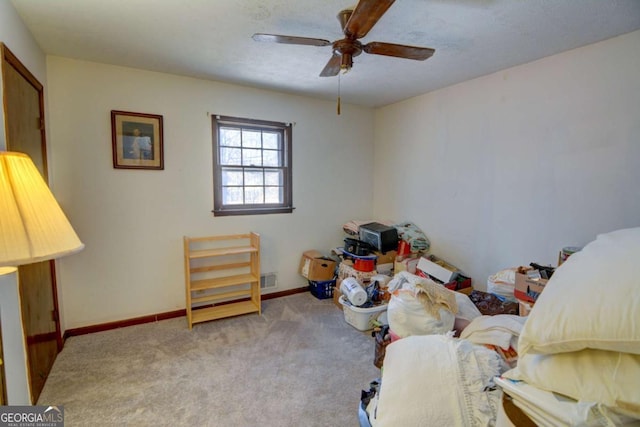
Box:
[0,151,84,267]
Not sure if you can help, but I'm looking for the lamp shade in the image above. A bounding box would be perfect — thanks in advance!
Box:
[0,151,84,267]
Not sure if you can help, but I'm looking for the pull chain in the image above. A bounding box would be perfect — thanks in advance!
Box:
[337,72,341,115]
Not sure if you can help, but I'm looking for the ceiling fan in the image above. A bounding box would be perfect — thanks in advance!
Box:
[252,0,435,77]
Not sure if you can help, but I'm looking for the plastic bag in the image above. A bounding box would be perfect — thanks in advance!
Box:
[387,288,455,338]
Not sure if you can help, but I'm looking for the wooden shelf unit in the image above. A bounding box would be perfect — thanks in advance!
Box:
[184,232,261,329]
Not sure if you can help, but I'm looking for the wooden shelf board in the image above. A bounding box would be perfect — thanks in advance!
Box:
[190,261,249,274]
[190,273,258,292]
[186,234,252,243]
[191,289,251,304]
[191,300,260,324]
[189,246,258,259]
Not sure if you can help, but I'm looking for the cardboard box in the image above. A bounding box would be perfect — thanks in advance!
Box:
[445,275,473,293]
[416,255,461,284]
[416,269,472,292]
[299,250,337,281]
[517,299,534,316]
[376,262,394,276]
[394,257,419,274]
[456,286,473,296]
[373,250,397,265]
[514,272,548,303]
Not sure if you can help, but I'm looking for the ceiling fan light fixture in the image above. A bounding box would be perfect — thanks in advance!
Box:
[340,53,353,72]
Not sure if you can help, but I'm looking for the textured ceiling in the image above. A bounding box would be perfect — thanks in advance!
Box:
[11,0,640,107]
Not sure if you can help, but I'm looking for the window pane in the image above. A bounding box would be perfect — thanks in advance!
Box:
[242,148,262,166]
[222,168,243,186]
[263,149,280,167]
[242,130,261,148]
[245,170,263,186]
[245,187,263,204]
[264,170,282,186]
[265,186,282,203]
[220,128,241,147]
[263,132,280,150]
[221,147,241,165]
[222,187,243,205]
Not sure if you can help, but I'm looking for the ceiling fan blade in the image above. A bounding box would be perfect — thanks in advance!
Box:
[319,54,342,77]
[252,33,331,47]
[344,0,395,39]
[363,42,435,60]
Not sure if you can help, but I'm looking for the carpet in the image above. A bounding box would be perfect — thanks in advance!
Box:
[38,292,380,426]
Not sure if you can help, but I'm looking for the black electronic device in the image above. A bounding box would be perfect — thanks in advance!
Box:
[359,222,398,253]
[343,237,373,256]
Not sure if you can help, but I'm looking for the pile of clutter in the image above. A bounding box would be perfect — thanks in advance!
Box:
[299,220,473,332]
[472,246,583,320]
[486,259,571,316]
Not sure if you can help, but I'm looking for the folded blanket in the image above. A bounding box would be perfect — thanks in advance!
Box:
[394,221,431,252]
[460,314,526,351]
[368,334,506,427]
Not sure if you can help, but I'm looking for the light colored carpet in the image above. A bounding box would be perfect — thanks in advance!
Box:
[38,292,380,426]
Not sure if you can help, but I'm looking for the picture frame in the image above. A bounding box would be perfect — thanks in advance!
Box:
[111,110,164,170]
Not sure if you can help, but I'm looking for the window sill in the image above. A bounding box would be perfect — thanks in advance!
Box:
[212,206,294,217]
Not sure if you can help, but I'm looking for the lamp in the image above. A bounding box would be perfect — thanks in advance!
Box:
[0,151,84,267]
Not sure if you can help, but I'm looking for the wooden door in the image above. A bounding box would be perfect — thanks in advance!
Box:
[1,43,62,403]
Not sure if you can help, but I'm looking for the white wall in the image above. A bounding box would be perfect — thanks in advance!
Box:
[373,30,640,289]
[46,57,374,329]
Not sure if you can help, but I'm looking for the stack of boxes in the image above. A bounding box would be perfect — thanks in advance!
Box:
[299,250,338,299]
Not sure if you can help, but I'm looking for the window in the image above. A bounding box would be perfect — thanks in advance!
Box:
[212,115,293,216]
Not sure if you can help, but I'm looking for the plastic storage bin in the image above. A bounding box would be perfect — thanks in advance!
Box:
[339,296,388,331]
[309,279,336,299]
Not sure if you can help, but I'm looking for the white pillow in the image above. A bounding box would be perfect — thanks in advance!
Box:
[518,227,640,356]
[505,349,640,418]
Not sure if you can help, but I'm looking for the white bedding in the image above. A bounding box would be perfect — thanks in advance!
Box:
[368,334,507,427]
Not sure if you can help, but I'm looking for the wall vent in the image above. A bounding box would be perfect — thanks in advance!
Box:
[260,272,277,289]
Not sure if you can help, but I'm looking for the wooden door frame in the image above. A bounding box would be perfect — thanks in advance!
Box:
[0,322,6,405]
[1,43,63,353]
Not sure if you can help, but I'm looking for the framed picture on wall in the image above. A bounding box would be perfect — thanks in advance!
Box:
[111,110,164,170]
